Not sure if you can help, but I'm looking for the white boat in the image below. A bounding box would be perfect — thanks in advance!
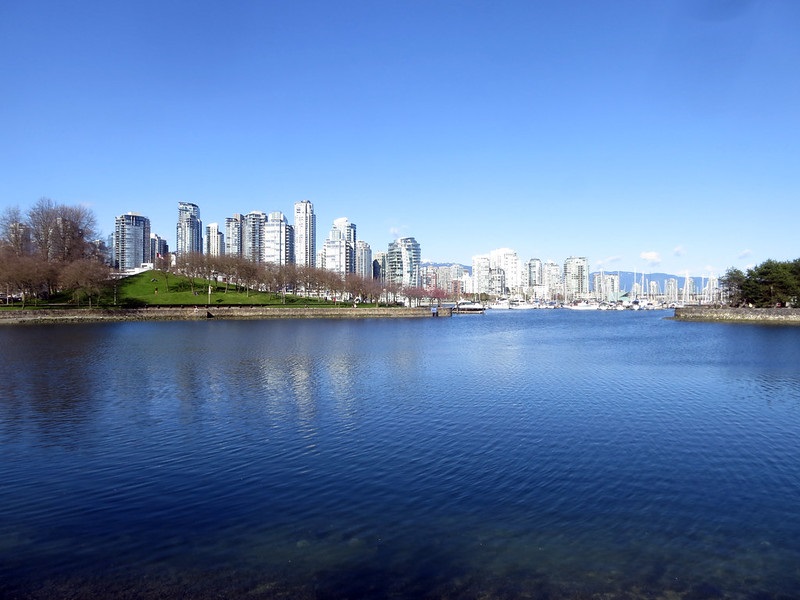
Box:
[509,300,537,310]
[490,298,510,309]
[564,301,600,310]
[453,301,486,314]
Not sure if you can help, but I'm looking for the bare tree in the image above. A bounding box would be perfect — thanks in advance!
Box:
[53,204,97,262]
[59,259,111,307]
[0,206,30,256]
[27,197,59,261]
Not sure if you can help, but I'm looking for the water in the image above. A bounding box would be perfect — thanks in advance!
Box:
[1,310,799,598]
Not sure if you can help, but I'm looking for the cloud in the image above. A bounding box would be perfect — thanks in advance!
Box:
[673,245,685,257]
[737,248,752,259]
[595,255,622,267]
[640,251,661,265]
[388,226,401,239]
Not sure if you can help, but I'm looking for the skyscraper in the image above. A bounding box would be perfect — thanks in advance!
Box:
[323,217,356,276]
[176,202,202,255]
[113,212,151,270]
[563,256,589,301]
[387,237,421,288]
[355,240,372,279]
[150,233,168,263]
[205,223,224,256]
[225,214,243,258]
[242,211,267,262]
[264,211,294,265]
[293,200,316,268]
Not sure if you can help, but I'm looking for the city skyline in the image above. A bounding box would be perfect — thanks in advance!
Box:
[2,2,799,276]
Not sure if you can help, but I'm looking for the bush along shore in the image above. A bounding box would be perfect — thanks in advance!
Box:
[674,306,800,324]
[0,305,450,325]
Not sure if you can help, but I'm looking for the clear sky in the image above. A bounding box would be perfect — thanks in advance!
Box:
[2,0,798,276]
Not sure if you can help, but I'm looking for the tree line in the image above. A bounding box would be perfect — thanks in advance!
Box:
[167,252,445,306]
[1,199,110,307]
[720,259,800,308]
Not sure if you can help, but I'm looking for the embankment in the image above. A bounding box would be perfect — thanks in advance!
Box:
[674,306,800,324]
[0,305,451,325]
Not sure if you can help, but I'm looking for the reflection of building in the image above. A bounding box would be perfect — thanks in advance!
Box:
[293,200,316,268]
[114,212,151,270]
[205,223,224,256]
[563,256,589,301]
[387,237,421,287]
[176,202,202,255]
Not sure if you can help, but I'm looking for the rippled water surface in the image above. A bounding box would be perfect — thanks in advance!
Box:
[2,310,800,598]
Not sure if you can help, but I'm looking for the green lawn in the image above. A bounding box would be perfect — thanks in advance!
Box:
[111,271,339,307]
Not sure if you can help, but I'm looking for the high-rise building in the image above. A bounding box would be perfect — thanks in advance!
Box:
[355,240,372,279]
[387,237,421,288]
[323,218,356,276]
[489,248,521,295]
[150,233,168,263]
[472,255,491,295]
[242,211,267,262]
[205,223,224,256]
[563,256,589,301]
[225,214,243,258]
[373,251,387,280]
[293,200,316,268]
[264,211,294,265]
[176,202,202,255]
[113,212,151,270]
[593,272,620,302]
[543,261,562,300]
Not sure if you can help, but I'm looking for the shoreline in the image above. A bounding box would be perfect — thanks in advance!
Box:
[0,305,451,325]
[674,306,800,324]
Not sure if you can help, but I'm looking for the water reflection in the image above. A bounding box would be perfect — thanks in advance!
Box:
[2,314,800,598]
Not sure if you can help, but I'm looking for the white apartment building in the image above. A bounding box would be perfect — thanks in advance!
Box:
[263,211,293,265]
[225,214,242,258]
[242,211,267,263]
[293,200,316,268]
[323,218,356,276]
[205,222,224,256]
[176,201,202,255]
[387,237,421,288]
[355,240,372,279]
[471,255,491,295]
[542,260,562,301]
[563,256,589,301]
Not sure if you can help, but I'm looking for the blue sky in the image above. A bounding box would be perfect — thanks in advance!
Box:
[2,0,798,276]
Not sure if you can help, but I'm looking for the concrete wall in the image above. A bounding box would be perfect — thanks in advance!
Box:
[674,306,800,324]
[0,305,452,325]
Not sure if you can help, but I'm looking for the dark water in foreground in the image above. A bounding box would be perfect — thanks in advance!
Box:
[1,310,799,599]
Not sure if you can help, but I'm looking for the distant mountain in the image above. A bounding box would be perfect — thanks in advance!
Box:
[421,261,472,275]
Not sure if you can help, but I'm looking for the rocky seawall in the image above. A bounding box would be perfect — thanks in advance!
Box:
[0,305,451,325]
[674,306,800,324]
